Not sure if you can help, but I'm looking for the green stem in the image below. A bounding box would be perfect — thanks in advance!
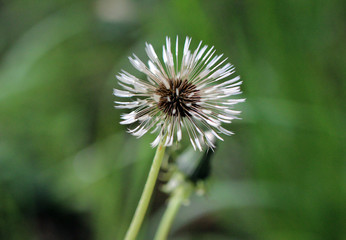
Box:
[154,185,190,240]
[124,140,166,240]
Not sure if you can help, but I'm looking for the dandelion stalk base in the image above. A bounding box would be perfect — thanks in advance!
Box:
[124,141,166,240]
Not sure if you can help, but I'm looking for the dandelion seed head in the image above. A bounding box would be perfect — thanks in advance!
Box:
[114,36,244,150]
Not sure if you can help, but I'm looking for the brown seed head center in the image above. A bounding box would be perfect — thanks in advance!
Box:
[156,79,201,117]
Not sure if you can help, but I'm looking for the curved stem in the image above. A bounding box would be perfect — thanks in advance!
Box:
[154,185,190,240]
[124,141,166,240]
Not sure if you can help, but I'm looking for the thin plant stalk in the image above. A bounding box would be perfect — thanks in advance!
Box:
[154,185,191,240]
[124,140,166,240]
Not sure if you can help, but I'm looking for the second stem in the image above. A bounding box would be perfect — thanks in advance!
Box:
[154,184,192,240]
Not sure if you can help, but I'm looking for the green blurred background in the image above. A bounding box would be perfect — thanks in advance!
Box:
[0,0,345,239]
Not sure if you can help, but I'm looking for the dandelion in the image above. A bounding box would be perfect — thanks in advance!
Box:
[114,36,244,151]
[117,37,245,240]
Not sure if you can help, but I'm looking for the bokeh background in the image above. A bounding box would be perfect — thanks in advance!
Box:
[0,0,345,239]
